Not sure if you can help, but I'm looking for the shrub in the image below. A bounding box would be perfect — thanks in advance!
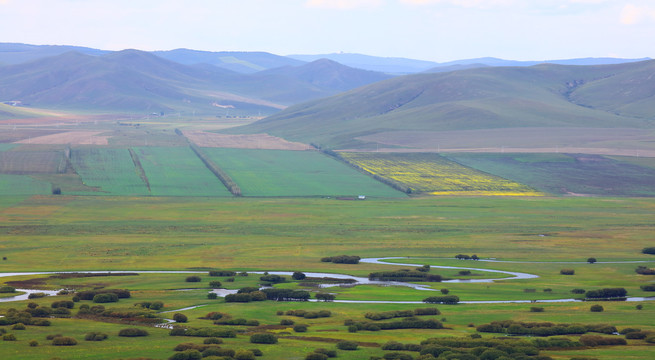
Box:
[250,333,277,344]
[587,257,597,264]
[590,305,604,312]
[209,270,236,277]
[84,332,108,341]
[52,336,77,345]
[440,288,449,294]
[306,353,329,360]
[579,335,626,346]
[314,348,336,358]
[293,324,308,332]
[530,307,545,312]
[203,337,223,344]
[150,301,164,310]
[234,350,257,360]
[0,286,16,293]
[27,292,47,299]
[636,304,643,310]
[46,334,63,340]
[640,284,655,291]
[625,331,650,339]
[336,340,358,350]
[208,280,222,288]
[169,349,202,360]
[3,333,17,341]
[186,276,201,282]
[29,339,38,347]
[118,328,149,337]
[207,292,218,299]
[12,323,26,330]
[422,295,459,304]
[571,289,586,294]
[642,247,655,255]
[93,293,119,303]
[560,269,575,275]
[321,255,360,264]
[280,319,295,326]
[586,288,627,299]
[250,348,263,356]
[173,313,188,323]
[292,271,306,280]
[51,300,75,309]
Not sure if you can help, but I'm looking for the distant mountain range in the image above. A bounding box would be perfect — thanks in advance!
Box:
[230,60,655,149]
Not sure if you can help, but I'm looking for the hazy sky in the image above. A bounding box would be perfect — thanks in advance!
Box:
[1,0,653,62]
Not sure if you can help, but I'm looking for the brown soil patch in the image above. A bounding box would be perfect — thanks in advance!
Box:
[14,131,110,145]
[183,130,311,150]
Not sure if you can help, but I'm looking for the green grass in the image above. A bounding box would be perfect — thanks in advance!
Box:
[446,153,655,196]
[202,148,405,197]
[0,174,52,195]
[133,146,232,197]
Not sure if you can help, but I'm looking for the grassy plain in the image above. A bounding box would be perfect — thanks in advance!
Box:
[0,196,654,359]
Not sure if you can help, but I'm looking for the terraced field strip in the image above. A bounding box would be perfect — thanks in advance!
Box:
[202,148,406,197]
[447,153,655,196]
[340,152,542,196]
[133,146,232,197]
[0,150,64,174]
[70,148,149,195]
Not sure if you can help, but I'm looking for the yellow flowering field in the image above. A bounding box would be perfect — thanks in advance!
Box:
[339,152,543,196]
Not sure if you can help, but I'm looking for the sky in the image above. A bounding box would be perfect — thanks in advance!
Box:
[0,0,653,62]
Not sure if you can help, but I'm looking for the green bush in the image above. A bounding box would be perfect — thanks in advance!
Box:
[305,353,328,360]
[235,350,256,360]
[280,319,295,326]
[336,340,358,350]
[186,276,201,282]
[642,247,655,255]
[118,328,149,337]
[314,348,337,358]
[84,332,108,341]
[0,286,16,293]
[530,307,545,312]
[12,323,26,330]
[250,333,277,344]
[590,305,604,312]
[150,301,164,310]
[3,333,17,341]
[207,292,218,299]
[173,313,188,323]
[93,293,119,303]
[52,336,77,345]
[29,339,38,347]
[293,324,308,332]
[560,269,575,275]
[203,337,223,344]
[208,280,222,288]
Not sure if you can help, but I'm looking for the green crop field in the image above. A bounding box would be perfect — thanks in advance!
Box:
[133,146,232,197]
[70,148,149,196]
[446,153,655,196]
[0,174,52,195]
[202,148,405,197]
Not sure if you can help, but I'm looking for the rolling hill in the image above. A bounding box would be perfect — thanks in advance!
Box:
[153,48,305,73]
[228,60,655,150]
[0,51,392,115]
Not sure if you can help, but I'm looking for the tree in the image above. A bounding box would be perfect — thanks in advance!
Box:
[292,271,306,280]
[590,304,604,312]
[173,313,188,323]
[587,257,597,264]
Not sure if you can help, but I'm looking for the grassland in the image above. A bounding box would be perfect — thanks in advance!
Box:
[446,152,655,196]
[340,152,541,196]
[203,148,405,197]
[0,195,654,359]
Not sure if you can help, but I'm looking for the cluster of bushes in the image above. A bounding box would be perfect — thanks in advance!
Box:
[579,335,627,346]
[571,288,586,294]
[365,308,440,321]
[320,255,361,264]
[369,269,442,282]
[27,292,47,299]
[84,332,108,341]
[585,288,627,299]
[0,307,52,326]
[259,274,285,284]
[476,320,617,336]
[118,328,149,337]
[200,312,224,320]
[315,293,336,301]
[185,276,202,282]
[284,309,332,318]
[0,286,16,293]
[169,326,236,338]
[346,318,443,332]
[635,266,655,275]
[261,288,310,301]
[77,289,131,301]
[560,269,575,275]
[209,270,236,277]
[77,305,159,323]
[642,247,655,255]
[454,254,479,260]
[336,340,358,350]
[305,348,337,360]
[52,336,78,346]
[382,341,423,352]
[190,144,241,196]
[214,318,260,326]
[171,342,261,359]
[422,295,460,304]
[250,333,277,344]
[640,284,655,291]
[135,300,164,310]
[225,292,267,303]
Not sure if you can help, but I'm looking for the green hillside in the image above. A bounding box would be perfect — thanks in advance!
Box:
[229,61,655,149]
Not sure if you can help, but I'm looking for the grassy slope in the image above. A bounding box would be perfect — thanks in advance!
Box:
[230,61,655,149]
[202,148,405,197]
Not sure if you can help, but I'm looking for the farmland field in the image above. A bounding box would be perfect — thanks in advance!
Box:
[0,174,52,195]
[133,146,232,197]
[446,153,655,196]
[202,148,405,197]
[340,152,541,195]
[69,148,149,195]
[0,150,64,174]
